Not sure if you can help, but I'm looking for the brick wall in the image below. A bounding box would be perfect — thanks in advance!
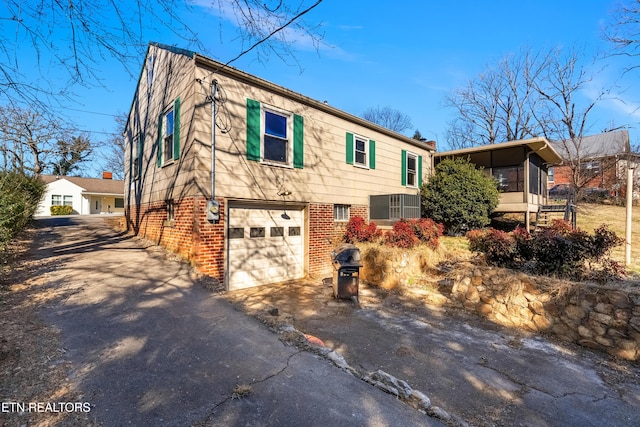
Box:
[308,203,369,277]
[128,199,368,284]
[126,196,225,282]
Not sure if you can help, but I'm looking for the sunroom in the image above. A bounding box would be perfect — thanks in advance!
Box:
[434,137,562,229]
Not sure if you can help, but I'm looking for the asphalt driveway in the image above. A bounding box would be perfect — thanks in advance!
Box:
[8,215,640,427]
[23,216,443,427]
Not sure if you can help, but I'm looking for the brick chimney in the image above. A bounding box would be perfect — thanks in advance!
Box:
[102,171,113,180]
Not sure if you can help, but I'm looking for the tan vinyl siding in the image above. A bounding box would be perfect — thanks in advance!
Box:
[198,71,432,206]
[128,45,434,208]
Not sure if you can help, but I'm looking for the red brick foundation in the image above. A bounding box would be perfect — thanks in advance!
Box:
[127,198,368,284]
[308,203,368,278]
[126,196,225,283]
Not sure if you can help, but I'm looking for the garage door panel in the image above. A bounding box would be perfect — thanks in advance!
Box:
[228,206,305,290]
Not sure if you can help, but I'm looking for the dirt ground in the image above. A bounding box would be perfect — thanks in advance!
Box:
[0,228,99,427]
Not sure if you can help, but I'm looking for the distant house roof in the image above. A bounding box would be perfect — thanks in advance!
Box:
[435,137,562,165]
[550,130,630,160]
[40,175,124,195]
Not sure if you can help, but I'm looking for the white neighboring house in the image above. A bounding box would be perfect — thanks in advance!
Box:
[36,174,125,217]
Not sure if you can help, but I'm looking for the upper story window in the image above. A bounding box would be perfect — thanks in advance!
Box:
[406,152,417,187]
[157,98,181,167]
[345,132,376,169]
[162,109,175,163]
[132,134,142,179]
[246,99,304,169]
[263,109,290,164]
[401,150,422,188]
[354,136,368,167]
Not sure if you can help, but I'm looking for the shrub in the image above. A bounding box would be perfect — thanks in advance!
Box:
[421,157,500,235]
[0,172,45,250]
[50,205,74,215]
[385,219,420,248]
[413,218,444,250]
[344,216,381,243]
[466,220,625,280]
[384,218,444,249]
[466,228,516,267]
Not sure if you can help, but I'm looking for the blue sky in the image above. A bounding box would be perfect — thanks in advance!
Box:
[8,1,640,176]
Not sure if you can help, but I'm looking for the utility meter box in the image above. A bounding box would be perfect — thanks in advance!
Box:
[206,200,220,222]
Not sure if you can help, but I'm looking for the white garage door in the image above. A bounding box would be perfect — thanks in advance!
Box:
[228,206,305,290]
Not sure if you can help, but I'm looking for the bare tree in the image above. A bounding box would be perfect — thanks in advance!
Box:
[361,106,413,134]
[530,48,608,193]
[0,1,324,111]
[52,135,94,176]
[444,47,542,148]
[603,0,640,75]
[0,106,63,175]
[99,114,128,180]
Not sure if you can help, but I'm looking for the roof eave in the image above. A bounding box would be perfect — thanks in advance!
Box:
[193,54,436,152]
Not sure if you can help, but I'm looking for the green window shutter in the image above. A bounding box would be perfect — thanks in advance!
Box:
[369,140,376,169]
[418,155,423,187]
[246,98,261,161]
[401,150,407,186]
[346,132,354,164]
[157,114,163,167]
[173,98,181,160]
[293,114,304,168]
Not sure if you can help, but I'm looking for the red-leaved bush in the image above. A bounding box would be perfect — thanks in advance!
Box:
[344,216,444,249]
[344,216,381,243]
[466,220,625,281]
[385,218,444,249]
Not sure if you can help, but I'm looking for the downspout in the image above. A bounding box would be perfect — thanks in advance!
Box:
[206,80,221,222]
[211,80,218,202]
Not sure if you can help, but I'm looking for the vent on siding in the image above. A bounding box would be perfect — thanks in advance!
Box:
[370,194,421,220]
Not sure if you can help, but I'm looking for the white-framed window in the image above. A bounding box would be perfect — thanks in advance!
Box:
[162,108,175,164]
[334,204,350,221]
[132,133,142,179]
[354,135,368,167]
[406,152,418,187]
[548,167,555,183]
[166,199,175,221]
[51,195,72,206]
[263,107,292,166]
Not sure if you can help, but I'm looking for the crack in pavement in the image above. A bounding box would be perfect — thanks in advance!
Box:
[195,349,306,425]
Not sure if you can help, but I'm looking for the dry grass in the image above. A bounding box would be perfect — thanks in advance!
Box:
[576,203,640,274]
[439,203,640,277]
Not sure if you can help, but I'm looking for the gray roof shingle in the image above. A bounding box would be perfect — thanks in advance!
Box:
[40,175,124,195]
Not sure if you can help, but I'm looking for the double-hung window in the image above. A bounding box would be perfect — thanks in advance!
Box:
[157,98,181,167]
[163,109,174,162]
[264,109,289,164]
[354,136,367,167]
[345,132,375,169]
[406,153,417,187]
[132,134,142,179]
[246,99,304,168]
[51,195,62,206]
[401,150,422,188]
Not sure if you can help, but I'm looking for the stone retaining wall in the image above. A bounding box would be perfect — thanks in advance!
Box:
[442,262,640,362]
